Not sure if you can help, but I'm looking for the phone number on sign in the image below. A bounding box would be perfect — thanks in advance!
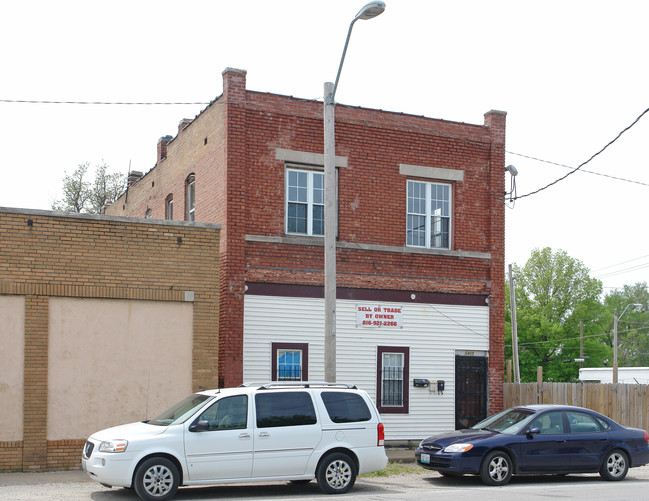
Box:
[361,320,399,327]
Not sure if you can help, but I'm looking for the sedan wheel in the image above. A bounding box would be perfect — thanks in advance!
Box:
[600,449,629,481]
[480,450,513,486]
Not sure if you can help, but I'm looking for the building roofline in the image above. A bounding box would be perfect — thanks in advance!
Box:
[0,206,222,230]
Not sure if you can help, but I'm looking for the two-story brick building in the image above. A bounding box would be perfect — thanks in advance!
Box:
[106,67,507,440]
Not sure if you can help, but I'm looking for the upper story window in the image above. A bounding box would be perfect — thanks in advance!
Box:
[185,174,195,221]
[406,180,451,249]
[165,194,174,220]
[286,168,324,236]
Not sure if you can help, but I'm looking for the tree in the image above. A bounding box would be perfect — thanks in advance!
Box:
[604,283,649,368]
[52,162,126,214]
[89,163,126,213]
[506,248,610,382]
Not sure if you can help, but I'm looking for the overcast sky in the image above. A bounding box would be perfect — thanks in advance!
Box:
[2,0,648,293]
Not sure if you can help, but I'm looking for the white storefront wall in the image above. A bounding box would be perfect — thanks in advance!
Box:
[243,294,489,440]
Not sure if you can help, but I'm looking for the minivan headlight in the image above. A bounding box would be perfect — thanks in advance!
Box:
[99,440,128,453]
[443,443,473,453]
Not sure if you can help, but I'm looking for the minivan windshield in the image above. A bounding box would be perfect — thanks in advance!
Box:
[472,408,536,435]
[148,394,212,426]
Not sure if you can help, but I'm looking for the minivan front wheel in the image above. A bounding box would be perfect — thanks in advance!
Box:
[317,452,357,494]
[133,457,180,501]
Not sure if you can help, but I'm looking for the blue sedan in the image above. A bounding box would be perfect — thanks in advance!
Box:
[415,404,649,486]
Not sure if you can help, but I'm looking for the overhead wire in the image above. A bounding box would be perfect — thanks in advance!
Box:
[506,324,649,349]
[337,102,649,195]
[595,261,649,280]
[510,106,649,199]
[592,253,649,281]
[593,253,649,273]
[506,150,649,188]
[3,96,649,194]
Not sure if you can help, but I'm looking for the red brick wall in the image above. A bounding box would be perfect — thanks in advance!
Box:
[106,68,506,405]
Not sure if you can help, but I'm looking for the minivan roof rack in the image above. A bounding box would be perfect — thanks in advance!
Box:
[255,382,358,390]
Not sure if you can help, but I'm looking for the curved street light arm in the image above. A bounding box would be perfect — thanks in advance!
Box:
[327,1,386,105]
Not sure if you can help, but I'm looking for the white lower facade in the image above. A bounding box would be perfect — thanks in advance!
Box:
[243,293,490,441]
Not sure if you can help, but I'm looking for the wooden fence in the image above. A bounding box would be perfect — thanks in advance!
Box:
[503,382,649,432]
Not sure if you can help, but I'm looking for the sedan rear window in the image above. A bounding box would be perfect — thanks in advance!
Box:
[566,411,607,433]
[321,392,371,423]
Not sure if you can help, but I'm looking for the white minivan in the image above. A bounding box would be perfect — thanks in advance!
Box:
[83,382,388,500]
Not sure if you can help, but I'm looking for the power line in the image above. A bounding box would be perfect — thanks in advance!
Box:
[595,261,649,280]
[4,95,649,192]
[339,103,649,193]
[508,324,649,349]
[506,150,649,188]
[512,107,649,199]
[592,253,649,273]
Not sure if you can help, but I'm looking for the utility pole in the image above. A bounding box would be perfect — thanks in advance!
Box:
[324,81,337,383]
[323,2,386,383]
[613,303,642,384]
[579,320,584,369]
[508,264,520,383]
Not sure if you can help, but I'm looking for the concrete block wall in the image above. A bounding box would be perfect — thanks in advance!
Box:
[0,208,220,471]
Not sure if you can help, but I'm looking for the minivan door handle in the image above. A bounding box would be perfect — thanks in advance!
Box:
[239,433,251,439]
[258,432,270,438]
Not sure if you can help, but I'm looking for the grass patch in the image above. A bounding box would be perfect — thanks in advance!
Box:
[361,461,424,477]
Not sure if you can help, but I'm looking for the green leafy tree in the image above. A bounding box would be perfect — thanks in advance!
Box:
[604,283,649,368]
[53,162,125,214]
[506,248,610,382]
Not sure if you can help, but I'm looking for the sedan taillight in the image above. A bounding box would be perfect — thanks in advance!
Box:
[377,423,385,446]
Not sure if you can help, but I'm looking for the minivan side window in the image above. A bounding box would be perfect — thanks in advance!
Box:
[255,392,317,428]
[321,392,371,423]
[195,395,248,431]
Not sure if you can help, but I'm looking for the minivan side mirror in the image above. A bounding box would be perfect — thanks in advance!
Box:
[189,420,210,432]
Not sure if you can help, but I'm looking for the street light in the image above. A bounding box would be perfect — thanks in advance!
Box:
[613,303,643,383]
[324,1,386,382]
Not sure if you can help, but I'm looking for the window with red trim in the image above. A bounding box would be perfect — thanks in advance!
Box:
[271,342,308,381]
[376,346,409,414]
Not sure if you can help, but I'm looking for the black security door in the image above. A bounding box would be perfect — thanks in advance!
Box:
[455,355,487,429]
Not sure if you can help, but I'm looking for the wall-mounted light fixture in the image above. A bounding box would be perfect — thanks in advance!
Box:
[505,165,518,202]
